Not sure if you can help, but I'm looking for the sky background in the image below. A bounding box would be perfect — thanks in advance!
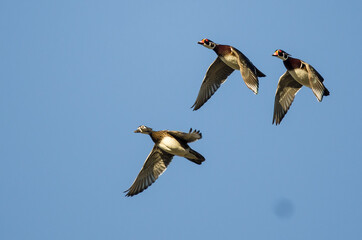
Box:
[1,0,362,239]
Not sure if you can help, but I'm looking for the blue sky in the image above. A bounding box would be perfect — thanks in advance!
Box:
[1,0,362,239]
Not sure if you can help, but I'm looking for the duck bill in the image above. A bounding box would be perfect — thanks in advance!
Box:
[198,40,204,45]
[272,51,279,57]
[134,129,141,133]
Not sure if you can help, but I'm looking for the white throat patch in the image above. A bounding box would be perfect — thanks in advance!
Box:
[204,42,216,49]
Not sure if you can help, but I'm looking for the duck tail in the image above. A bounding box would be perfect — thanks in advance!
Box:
[185,149,205,165]
[324,87,330,96]
[256,67,266,77]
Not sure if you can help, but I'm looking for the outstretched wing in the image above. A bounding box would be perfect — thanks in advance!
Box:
[303,61,327,102]
[273,71,303,125]
[192,57,234,110]
[167,128,202,143]
[231,47,264,94]
[125,146,174,197]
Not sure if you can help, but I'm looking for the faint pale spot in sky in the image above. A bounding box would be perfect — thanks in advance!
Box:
[274,198,295,219]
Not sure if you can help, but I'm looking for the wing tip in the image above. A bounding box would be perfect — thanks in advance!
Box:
[191,103,202,111]
[272,113,283,125]
[124,189,133,197]
[191,102,201,111]
[124,184,149,197]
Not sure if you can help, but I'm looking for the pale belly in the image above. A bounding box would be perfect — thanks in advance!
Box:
[158,137,188,156]
[289,69,311,88]
[220,55,240,70]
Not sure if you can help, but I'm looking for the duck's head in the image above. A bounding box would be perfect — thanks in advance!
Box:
[272,49,290,61]
[198,38,216,49]
[134,125,153,134]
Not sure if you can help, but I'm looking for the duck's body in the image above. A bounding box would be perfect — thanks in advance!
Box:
[151,131,203,162]
[158,136,186,156]
[219,54,239,69]
[283,58,309,86]
[214,45,238,68]
[288,67,310,87]
[192,39,266,111]
[125,125,205,197]
[272,49,330,125]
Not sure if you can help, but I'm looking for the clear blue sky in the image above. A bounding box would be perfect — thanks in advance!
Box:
[1,0,362,239]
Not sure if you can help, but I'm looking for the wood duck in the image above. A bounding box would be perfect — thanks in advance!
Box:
[192,38,266,110]
[272,49,330,125]
[125,125,205,197]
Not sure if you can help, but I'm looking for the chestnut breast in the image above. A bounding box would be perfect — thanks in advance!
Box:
[214,45,239,69]
[283,57,303,71]
[284,57,310,87]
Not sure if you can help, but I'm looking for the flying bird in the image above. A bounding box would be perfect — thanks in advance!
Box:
[272,49,330,125]
[125,125,205,197]
[192,38,266,110]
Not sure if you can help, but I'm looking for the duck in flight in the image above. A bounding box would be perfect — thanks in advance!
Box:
[125,125,205,197]
[272,49,330,125]
[192,38,266,111]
